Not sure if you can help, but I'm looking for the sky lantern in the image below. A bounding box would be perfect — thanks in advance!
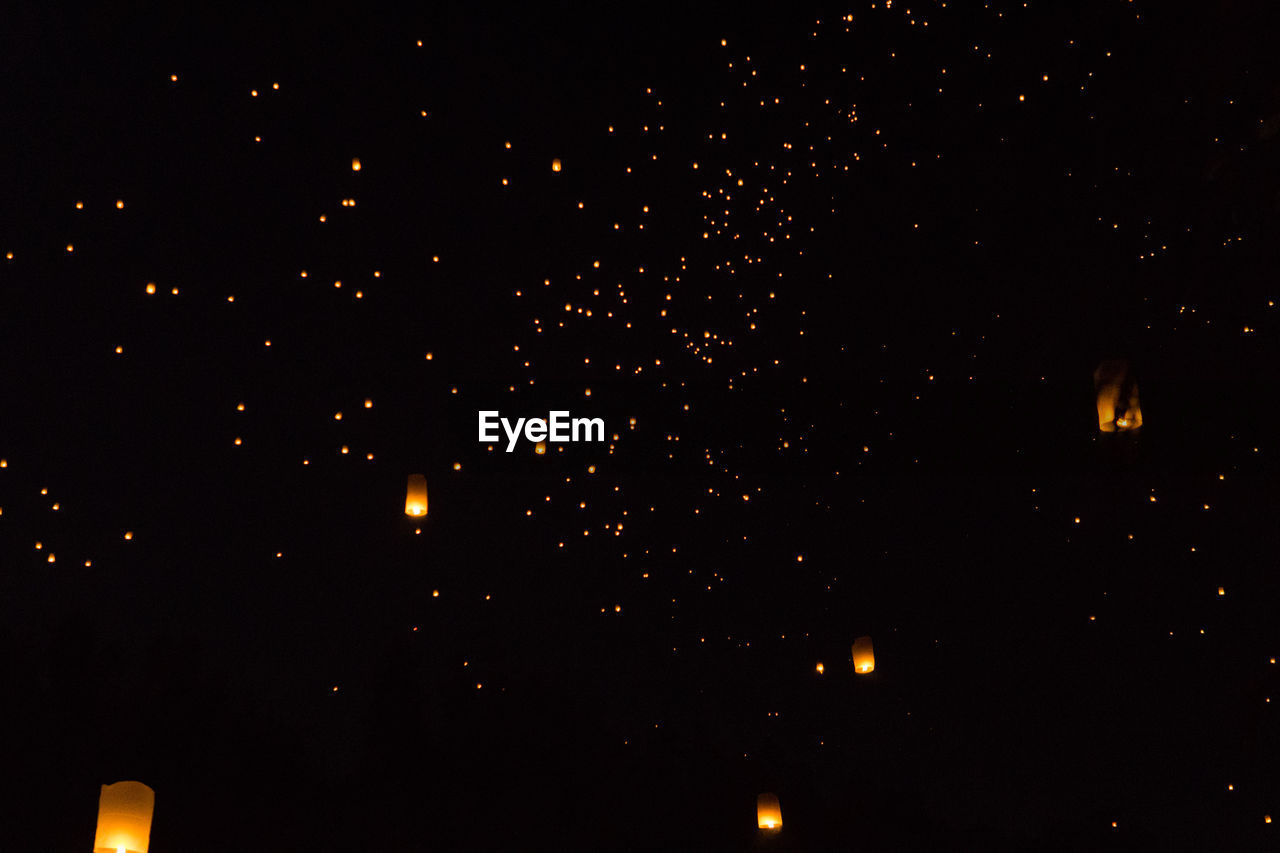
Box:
[1094,359,1142,432]
[757,792,782,830]
[351,157,361,171]
[852,635,875,674]
[405,474,428,517]
[535,441,547,455]
[93,780,154,853]
[551,158,562,172]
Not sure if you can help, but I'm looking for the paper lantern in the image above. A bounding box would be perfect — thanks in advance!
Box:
[1094,359,1142,433]
[351,157,361,171]
[535,441,547,455]
[757,793,782,830]
[93,780,154,853]
[405,473,428,517]
[852,635,875,674]
[551,158,562,172]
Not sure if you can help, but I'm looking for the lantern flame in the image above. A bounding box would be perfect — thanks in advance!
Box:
[405,474,428,517]
[852,635,875,674]
[1094,359,1142,433]
[93,780,154,853]
[756,793,782,830]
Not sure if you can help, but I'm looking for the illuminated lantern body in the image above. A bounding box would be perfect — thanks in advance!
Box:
[551,158,562,172]
[535,441,547,455]
[852,635,875,674]
[757,793,782,830]
[93,780,154,853]
[1094,359,1142,433]
[405,473,428,517]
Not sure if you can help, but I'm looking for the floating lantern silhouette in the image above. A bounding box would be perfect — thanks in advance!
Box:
[1094,359,1142,432]
[535,441,547,455]
[405,474,428,517]
[551,158,562,172]
[852,635,875,674]
[93,780,154,853]
[757,793,782,830]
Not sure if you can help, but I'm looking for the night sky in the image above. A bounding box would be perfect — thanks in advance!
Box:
[4,2,1280,850]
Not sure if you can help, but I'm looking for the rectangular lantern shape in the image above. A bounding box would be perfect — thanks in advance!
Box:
[405,473,428,517]
[757,792,782,830]
[852,635,875,674]
[93,780,154,853]
[1094,359,1142,432]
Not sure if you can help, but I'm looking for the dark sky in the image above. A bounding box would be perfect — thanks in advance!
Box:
[3,2,1280,850]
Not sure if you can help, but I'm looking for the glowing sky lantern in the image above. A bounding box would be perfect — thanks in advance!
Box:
[551,158,562,172]
[351,157,361,171]
[93,780,154,853]
[756,792,782,830]
[1094,359,1142,433]
[535,441,547,455]
[852,635,875,674]
[405,474,428,517]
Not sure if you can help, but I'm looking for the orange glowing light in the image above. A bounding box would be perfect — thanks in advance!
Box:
[756,793,782,830]
[405,474,428,517]
[93,781,154,853]
[852,635,875,674]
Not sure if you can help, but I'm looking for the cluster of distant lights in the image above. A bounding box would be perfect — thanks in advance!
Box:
[2,1,1276,836]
